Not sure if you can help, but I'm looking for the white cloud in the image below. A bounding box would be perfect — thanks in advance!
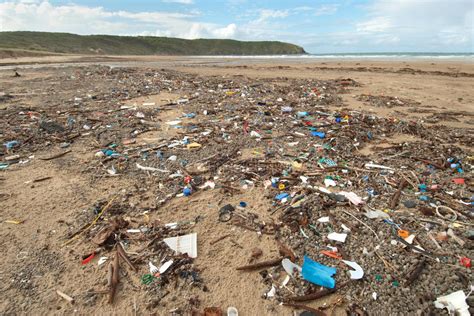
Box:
[315,4,339,16]
[303,0,473,52]
[357,0,474,46]
[356,16,392,34]
[256,9,288,23]
[0,0,237,39]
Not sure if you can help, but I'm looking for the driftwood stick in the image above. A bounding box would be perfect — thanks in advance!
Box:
[236,257,283,271]
[405,259,427,286]
[285,287,337,302]
[210,234,231,245]
[109,252,120,304]
[56,290,74,304]
[117,243,137,272]
[390,179,407,209]
[282,302,327,316]
[39,150,71,160]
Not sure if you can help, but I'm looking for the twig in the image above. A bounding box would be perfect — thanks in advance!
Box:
[117,243,137,272]
[342,210,380,240]
[236,257,283,271]
[210,234,231,245]
[285,287,338,302]
[282,303,327,316]
[39,150,71,160]
[375,251,396,272]
[56,290,74,304]
[390,179,407,209]
[109,252,120,304]
[405,259,427,286]
[63,194,117,246]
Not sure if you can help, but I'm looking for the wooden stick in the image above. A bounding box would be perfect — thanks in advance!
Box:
[282,302,327,316]
[117,243,137,272]
[342,210,380,240]
[63,195,117,246]
[56,290,74,304]
[109,253,120,304]
[210,234,231,245]
[405,259,427,286]
[285,287,337,302]
[236,257,283,271]
[39,150,71,161]
[390,179,407,209]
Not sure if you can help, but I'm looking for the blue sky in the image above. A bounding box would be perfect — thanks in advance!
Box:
[0,0,473,53]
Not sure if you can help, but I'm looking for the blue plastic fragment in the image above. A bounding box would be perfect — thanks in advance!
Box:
[419,195,429,201]
[301,255,336,289]
[102,149,120,158]
[183,187,192,196]
[275,193,290,201]
[4,141,19,149]
[297,111,309,118]
[311,131,326,139]
[418,184,427,192]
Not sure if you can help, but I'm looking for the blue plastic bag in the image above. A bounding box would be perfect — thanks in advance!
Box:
[301,255,336,289]
[311,131,325,139]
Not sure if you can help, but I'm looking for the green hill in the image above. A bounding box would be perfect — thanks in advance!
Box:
[0,31,306,55]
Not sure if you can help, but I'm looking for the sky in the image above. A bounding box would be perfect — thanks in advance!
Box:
[0,0,473,53]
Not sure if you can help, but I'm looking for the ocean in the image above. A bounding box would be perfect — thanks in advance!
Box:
[198,52,474,60]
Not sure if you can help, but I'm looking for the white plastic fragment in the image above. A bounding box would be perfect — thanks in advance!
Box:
[324,178,337,187]
[281,275,290,287]
[364,163,394,171]
[342,260,364,280]
[318,216,330,223]
[434,290,469,316]
[98,257,108,266]
[166,120,182,125]
[158,259,174,274]
[163,233,197,258]
[250,131,262,138]
[341,224,351,232]
[364,209,390,219]
[339,191,364,205]
[328,232,347,243]
[266,285,276,298]
[282,258,302,277]
[318,187,332,194]
[372,292,378,300]
[136,163,169,173]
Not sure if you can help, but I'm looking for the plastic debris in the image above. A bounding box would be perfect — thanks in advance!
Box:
[342,260,364,279]
[328,232,348,243]
[301,256,336,289]
[163,233,197,258]
[434,290,470,316]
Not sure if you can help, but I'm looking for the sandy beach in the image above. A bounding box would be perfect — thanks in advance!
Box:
[0,56,473,315]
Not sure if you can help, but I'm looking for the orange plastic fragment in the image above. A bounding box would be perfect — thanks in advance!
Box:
[320,250,342,260]
[397,230,410,239]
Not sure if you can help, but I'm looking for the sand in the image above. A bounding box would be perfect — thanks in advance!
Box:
[0,56,472,315]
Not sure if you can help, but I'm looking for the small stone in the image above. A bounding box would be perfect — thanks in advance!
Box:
[403,200,417,208]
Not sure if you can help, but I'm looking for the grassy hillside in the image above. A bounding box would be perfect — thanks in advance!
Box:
[0,32,306,55]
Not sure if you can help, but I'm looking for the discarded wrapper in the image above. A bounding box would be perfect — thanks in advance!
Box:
[434,290,470,316]
[163,233,197,258]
